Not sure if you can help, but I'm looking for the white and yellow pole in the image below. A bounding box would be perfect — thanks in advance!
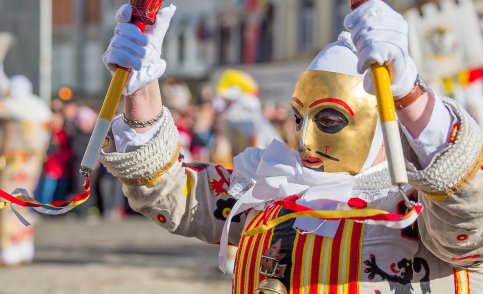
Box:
[80,0,165,178]
[80,68,129,177]
[350,0,409,190]
[371,65,408,185]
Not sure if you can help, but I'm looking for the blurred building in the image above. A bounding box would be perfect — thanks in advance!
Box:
[52,0,124,99]
[164,0,424,102]
[0,0,478,103]
[0,1,41,96]
[46,0,479,102]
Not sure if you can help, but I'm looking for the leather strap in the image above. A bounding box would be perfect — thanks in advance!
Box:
[394,83,425,110]
[260,239,287,279]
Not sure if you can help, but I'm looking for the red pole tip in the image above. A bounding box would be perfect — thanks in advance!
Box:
[350,0,368,10]
[130,0,164,26]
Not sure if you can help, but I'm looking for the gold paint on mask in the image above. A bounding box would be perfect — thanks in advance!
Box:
[291,70,379,175]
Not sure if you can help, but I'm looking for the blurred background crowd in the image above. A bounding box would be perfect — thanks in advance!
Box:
[0,0,480,276]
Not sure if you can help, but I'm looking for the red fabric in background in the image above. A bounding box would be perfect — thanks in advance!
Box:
[43,129,73,179]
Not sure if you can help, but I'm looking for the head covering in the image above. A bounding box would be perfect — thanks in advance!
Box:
[296,32,383,172]
[306,31,362,78]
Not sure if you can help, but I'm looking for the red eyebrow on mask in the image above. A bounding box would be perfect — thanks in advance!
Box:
[291,97,304,107]
[309,98,355,116]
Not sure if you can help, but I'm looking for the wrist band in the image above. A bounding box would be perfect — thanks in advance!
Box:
[122,107,164,128]
[394,75,428,110]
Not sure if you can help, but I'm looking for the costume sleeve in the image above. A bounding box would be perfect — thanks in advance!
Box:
[403,96,483,268]
[98,108,246,245]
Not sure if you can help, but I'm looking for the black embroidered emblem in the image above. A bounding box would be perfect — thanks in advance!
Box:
[214,198,240,222]
[364,254,430,294]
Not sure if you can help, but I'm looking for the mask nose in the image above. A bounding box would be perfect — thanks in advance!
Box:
[299,112,309,147]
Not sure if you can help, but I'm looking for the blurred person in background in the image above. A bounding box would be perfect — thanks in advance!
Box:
[96,163,126,221]
[215,69,281,158]
[34,111,72,204]
[69,106,100,220]
[161,78,194,162]
[190,84,216,162]
[50,98,64,113]
[0,72,51,266]
[271,101,297,149]
[62,101,79,138]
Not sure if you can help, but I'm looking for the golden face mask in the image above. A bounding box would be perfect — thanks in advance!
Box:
[291,70,379,175]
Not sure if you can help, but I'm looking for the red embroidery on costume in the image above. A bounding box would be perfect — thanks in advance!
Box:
[156,214,167,224]
[209,165,230,196]
[390,262,401,273]
[348,197,368,208]
[451,254,481,261]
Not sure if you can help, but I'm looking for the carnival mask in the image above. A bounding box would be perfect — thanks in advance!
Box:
[291,70,379,175]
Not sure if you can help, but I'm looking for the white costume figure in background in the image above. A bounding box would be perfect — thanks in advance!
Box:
[215,69,281,157]
[3,76,52,123]
[99,1,483,292]
[0,75,51,266]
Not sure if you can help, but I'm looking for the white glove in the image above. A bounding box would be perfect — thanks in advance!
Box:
[102,4,176,96]
[344,0,417,98]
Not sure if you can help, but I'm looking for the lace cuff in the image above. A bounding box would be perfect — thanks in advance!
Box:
[99,107,181,186]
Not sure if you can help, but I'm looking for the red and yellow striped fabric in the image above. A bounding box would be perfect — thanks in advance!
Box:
[234,205,282,293]
[233,207,365,293]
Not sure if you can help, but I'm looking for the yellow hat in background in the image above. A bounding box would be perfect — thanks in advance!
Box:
[216,69,259,100]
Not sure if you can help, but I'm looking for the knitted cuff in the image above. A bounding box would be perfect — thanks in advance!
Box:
[99,107,181,186]
[407,97,483,197]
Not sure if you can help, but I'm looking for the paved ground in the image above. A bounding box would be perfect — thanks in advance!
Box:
[0,216,232,294]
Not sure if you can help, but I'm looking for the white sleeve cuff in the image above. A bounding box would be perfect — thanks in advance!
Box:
[111,109,165,153]
[400,89,454,168]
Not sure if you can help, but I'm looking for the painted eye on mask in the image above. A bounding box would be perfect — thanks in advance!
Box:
[292,108,303,131]
[314,108,349,134]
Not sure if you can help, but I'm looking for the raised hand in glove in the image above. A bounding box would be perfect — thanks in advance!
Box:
[344,0,417,98]
[103,4,176,96]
